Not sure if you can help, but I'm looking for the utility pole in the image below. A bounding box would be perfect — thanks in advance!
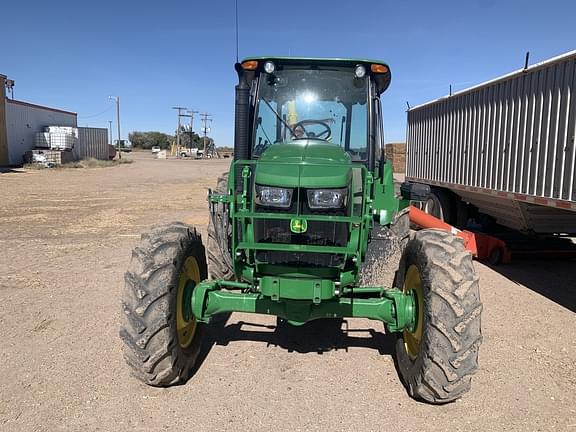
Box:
[188,110,199,146]
[172,106,187,156]
[200,112,212,158]
[108,120,113,145]
[109,96,121,159]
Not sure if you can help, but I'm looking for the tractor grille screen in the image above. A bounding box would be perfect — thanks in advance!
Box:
[255,250,343,267]
[254,220,348,247]
[254,219,348,267]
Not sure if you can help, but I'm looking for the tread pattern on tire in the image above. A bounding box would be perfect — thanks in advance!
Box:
[120,222,207,387]
[207,173,234,280]
[360,207,410,288]
[395,228,482,404]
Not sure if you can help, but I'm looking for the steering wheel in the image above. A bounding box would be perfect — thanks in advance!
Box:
[291,120,332,140]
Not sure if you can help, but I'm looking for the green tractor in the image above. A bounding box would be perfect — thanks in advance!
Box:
[120,57,482,403]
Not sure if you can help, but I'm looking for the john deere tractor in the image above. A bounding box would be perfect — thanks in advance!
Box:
[120,57,482,403]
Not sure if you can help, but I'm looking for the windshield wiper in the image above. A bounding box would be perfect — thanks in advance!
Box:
[261,98,295,136]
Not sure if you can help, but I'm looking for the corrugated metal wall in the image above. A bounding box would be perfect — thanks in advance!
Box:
[75,127,108,160]
[0,75,8,165]
[407,51,576,203]
[5,101,77,165]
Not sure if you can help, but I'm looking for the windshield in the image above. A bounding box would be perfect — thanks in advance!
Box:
[253,67,368,160]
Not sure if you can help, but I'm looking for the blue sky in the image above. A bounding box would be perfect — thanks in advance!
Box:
[1,0,575,146]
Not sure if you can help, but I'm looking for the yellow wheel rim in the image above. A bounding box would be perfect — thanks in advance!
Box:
[176,256,200,349]
[403,265,424,360]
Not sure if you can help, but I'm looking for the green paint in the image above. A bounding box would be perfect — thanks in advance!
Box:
[290,218,307,234]
[200,56,414,332]
[258,140,351,164]
[191,280,415,331]
[255,142,352,189]
[260,276,333,303]
[182,280,196,322]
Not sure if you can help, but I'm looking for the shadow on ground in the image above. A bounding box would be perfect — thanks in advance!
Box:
[0,167,25,174]
[488,257,576,312]
[198,314,395,357]
[185,314,409,398]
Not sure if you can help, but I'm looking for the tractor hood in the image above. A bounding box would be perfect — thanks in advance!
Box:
[254,141,352,188]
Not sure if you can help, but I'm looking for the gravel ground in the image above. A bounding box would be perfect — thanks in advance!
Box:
[0,152,574,431]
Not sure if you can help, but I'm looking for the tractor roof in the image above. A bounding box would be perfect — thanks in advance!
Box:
[242,56,389,69]
[240,56,392,93]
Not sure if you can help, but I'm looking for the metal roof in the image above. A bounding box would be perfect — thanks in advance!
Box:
[6,99,77,116]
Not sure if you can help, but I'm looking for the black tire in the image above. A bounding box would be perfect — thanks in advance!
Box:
[390,207,411,246]
[394,229,482,404]
[455,199,469,229]
[207,173,234,280]
[360,207,410,289]
[488,247,503,265]
[424,189,454,225]
[120,222,207,386]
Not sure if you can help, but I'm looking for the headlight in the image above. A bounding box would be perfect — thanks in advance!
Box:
[354,64,366,78]
[264,61,276,74]
[307,188,348,209]
[255,185,292,208]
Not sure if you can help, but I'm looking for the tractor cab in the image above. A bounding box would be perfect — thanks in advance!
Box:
[235,57,391,171]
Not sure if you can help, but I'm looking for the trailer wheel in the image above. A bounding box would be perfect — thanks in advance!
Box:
[488,247,503,265]
[207,173,234,280]
[120,222,207,386]
[424,189,454,225]
[394,229,482,404]
[455,199,469,229]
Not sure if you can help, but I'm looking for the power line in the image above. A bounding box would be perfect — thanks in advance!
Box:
[172,106,187,152]
[188,110,199,138]
[78,105,114,119]
[109,96,121,159]
[200,112,213,158]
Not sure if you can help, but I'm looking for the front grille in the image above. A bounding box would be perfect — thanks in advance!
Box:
[255,251,343,267]
[254,218,348,267]
[254,219,348,247]
[253,188,349,268]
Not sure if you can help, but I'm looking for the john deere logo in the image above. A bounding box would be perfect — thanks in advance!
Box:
[290,218,307,233]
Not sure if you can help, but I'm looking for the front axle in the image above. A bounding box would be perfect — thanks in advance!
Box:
[191,279,416,332]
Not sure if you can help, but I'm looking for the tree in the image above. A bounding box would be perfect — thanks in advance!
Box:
[177,127,202,149]
[129,131,172,149]
[128,130,215,151]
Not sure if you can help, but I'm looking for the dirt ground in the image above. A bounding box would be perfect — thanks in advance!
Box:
[0,152,575,432]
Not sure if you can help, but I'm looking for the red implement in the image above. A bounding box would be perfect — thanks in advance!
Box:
[408,206,511,264]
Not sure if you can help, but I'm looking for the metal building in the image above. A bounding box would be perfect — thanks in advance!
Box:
[1,75,111,165]
[6,100,77,165]
[74,127,109,160]
[1,73,78,166]
[0,74,9,165]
